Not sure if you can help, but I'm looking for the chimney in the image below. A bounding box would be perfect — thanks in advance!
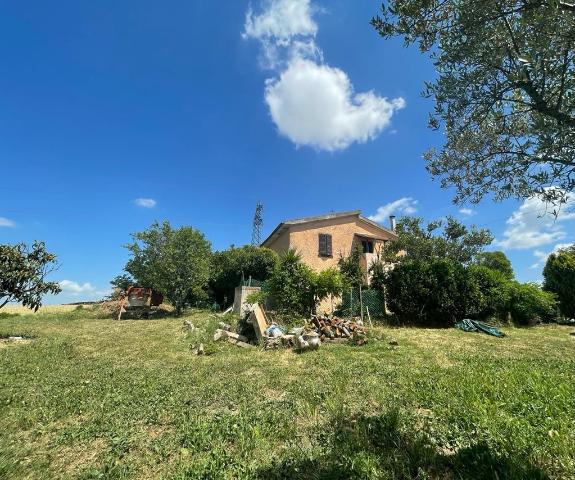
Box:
[389,215,396,232]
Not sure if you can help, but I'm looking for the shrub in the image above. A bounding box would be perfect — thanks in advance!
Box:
[369,258,387,293]
[507,282,558,325]
[315,268,344,303]
[465,265,510,320]
[245,289,266,306]
[543,246,575,319]
[262,252,343,316]
[338,246,366,289]
[266,249,316,316]
[475,251,514,280]
[384,260,557,326]
[384,258,468,326]
[209,246,278,307]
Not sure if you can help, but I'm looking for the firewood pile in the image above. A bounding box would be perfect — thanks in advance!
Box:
[212,304,368,351]
[308,314,368,346]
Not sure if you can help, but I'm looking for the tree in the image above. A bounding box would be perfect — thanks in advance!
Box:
[369,254,387,291]
[338,246,366,289]
[381,216,493,264]
[314,268,344,311]
[261,251,343,315]
[108,274,134,300]
[266,249,316,316]
[373,1,575,207]
[0,241,61,311]
[543,245,575,318]
[209,245,278,306]
[476,251,515,280]
[110,274,134,291]
[124,221,211,314]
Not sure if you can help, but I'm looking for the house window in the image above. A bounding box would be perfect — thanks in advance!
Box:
[318,233,332,257]
[362,240,374,254]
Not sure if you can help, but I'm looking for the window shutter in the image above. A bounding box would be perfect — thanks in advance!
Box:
[318,233,332,256]
[319,234,326,256]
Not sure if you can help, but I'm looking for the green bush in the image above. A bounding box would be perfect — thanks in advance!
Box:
[507,282,558,325]
[209,246,278,307]
[266,249,316,316]
[384,260,558,326]
[475,251,514,280]
[465,265,510,320]
[262,251,343,316]
[543,246,575,319]
[384,259,468,326]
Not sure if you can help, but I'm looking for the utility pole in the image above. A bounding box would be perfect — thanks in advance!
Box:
[251,202,263,246]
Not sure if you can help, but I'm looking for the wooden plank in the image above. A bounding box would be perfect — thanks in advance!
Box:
[249,304,269,345]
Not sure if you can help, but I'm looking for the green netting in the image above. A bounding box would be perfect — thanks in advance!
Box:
[241,278,265,288]
[337,288,386,318]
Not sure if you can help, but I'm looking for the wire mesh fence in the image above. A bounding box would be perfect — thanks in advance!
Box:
[241,276,265,288]
[337,288,386,318]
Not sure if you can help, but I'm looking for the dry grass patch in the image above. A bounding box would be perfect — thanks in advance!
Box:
[1,304,78,315]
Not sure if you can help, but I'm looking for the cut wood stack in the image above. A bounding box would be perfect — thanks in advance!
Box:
[309,314,367,345]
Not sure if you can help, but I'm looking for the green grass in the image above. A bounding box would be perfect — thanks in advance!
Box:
[1,310,574,479]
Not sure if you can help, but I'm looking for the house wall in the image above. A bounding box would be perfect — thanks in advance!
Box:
[265,229,290,253]
[288,217,391,272]
[264,215,395,314]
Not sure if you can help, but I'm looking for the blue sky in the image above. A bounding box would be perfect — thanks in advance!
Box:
[1,0,573,304]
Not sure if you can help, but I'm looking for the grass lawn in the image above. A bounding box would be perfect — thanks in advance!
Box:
[1,310,574,479]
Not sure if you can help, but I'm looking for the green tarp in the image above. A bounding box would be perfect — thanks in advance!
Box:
[455,319,506,338]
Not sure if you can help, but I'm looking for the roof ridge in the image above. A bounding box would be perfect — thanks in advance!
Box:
[261,210,398,247]
[282,210,361,225]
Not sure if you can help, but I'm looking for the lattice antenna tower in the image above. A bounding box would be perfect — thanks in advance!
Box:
[251,202,263,246]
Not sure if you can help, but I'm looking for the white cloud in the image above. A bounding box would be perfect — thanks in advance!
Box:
[244,0,404,150]
[134,198,156,208]
[58,280,109,299]
[243,0,319,69]
[59,280,97,295]
[368,197,418,223]
[459,208,477,217]
[0,217,16,227]
[496,193,575,250]
[265,59,405,151]
[530,243,573,269]
[243,0,317,43]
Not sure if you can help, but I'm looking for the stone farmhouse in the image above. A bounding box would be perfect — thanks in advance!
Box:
[261,210,398,284]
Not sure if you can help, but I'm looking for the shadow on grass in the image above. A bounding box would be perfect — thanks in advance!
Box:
[256,410,549,480]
